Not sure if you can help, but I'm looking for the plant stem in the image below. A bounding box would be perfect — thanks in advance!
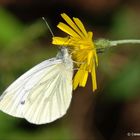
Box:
[110,39,140,46]
[95,39,140,53]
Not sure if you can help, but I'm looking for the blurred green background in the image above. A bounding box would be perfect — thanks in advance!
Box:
[0,0,140,140]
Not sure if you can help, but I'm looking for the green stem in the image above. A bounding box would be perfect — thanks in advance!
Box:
[110,39,140,46]
[95,39,140,53]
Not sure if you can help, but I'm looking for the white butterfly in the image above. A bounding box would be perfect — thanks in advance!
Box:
[0,47,73,124]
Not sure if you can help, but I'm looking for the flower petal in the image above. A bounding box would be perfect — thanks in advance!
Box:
[57,22,80,38]
[79,70,88,87]
[73,17,88,37]
[87,51,93,65]
[91,62,97,91]
[52,37,69,45]
[61,13,85,38]
[73,69,82,90]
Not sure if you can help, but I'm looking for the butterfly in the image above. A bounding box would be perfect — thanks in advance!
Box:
[0,47,73,124]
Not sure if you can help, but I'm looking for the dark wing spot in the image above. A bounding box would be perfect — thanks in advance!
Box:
[21,100,25,105]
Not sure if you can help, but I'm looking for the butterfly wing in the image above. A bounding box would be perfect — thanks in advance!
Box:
[23,59,73,124]
[0,58,62,118]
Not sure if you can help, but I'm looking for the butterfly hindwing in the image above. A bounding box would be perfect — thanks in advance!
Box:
[23,62,73,124]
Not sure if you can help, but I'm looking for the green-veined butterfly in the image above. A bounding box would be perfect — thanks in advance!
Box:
[0,47,73,124]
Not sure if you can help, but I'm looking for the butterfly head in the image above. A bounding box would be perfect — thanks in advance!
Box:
[56,47,73,70]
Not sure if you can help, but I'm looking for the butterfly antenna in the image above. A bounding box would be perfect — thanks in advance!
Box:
[42,17,54,37]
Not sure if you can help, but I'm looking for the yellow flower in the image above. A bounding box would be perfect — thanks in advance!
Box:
[52,13,98,91]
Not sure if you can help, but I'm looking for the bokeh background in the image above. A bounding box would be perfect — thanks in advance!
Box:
[0,0,140,140]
